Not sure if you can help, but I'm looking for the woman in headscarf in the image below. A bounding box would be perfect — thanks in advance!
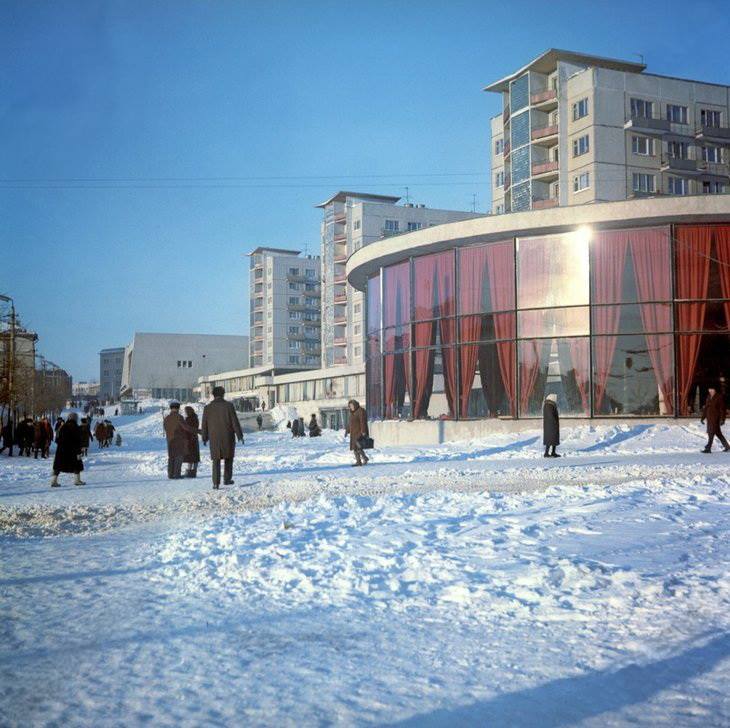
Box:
[51,412,85,486]
[183,405,201,477]
[543,393,560,458]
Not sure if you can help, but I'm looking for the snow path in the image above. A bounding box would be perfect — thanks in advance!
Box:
[2,412,730,725]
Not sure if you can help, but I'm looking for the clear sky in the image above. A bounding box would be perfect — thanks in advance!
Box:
[2,0,729,380]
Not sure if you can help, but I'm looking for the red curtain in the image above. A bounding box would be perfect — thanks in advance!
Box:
[714,226,730,329]
[518,340,541,414]
[458,247,487,416]
[382,262,411,418]
[436,253,457,417]
[675,226,712,415]
[486,243,516,416]
[629,228,674,414]
[592,231,629,413]
[412,256,437,418]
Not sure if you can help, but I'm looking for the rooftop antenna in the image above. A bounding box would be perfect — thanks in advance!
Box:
[404,186,410,204]
[471,193,477,213]
[634,53,645,65]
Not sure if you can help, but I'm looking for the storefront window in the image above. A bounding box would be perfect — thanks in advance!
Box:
[457,242,515,315]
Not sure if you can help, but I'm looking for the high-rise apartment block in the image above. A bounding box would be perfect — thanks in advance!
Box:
[99,346,125,401]
[248,247,321,369]
[488,49,730,214]
[316,192,484,368]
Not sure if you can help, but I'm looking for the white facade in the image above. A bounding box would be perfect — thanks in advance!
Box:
[121,332,249,401]
[488,49,730,214]
[316,192,485,369]
[248,247,321,370]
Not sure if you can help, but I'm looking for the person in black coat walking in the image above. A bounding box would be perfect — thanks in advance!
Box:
[543,393,560,458]
[308,414,321,437]
[701,387,729,453]
[291,418,300,438]
[51,412,85,486]
[0,420,14,456]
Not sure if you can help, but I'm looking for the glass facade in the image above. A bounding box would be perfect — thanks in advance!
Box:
[365,224,730,420]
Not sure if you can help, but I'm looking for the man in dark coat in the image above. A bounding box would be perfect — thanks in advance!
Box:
[183,405,200,478]
[256,413,263,430]
[32,419,49,459]
[163,401,190,479]
[94,420,106,448]
[308,413,321,437]
[51,412,85,486]
[346,399,369,466]
[41,417,53,457]
[0,419,14,456]
[543,393,560,457]
[79,417,93,456]
[54,416,64,443]
[701,387,729,453]
[201,386,243,489]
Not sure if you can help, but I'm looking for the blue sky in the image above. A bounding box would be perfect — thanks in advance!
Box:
[2,0,729,380]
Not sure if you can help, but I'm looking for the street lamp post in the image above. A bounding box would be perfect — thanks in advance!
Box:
[0,294,16,425]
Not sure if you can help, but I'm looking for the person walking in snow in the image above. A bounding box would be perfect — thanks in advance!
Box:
[543,393,560,458]
[308,413,321,437]
[79,417,93,457]
[104,420,116,448]
[32,419,49,459]
[94,420,106,448]
[0,419,14,457]
[256,412,263,430]
[298,417,306,437]
[346,399,369,466]
[183,405,200,478]
[51,412,85,487]
[163,401,190,479]
[201,386,243,490]
[54,416,64,443]
[41,417,53,458]
[291,418,300,438]
[701,386,729,453]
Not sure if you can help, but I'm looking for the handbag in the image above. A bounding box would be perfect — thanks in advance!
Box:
[357,435,374,450]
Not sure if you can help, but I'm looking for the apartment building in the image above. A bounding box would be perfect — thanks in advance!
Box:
[316,191,484,368]
[99,346,125,401]
[248,247,321,370]
[488,49,730,213]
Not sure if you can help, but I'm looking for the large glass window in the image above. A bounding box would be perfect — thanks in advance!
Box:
[510,74,529,113]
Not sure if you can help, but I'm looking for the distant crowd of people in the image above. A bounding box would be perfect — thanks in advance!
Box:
[286,414,322,438]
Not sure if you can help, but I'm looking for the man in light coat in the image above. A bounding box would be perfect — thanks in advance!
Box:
[201,386,244,489]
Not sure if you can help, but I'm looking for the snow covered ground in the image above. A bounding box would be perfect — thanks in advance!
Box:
[1,410,730,726]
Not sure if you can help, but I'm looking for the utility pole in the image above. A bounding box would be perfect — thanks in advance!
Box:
[404,186,410,204]
[0,294,15,426]
[471,193,477,213]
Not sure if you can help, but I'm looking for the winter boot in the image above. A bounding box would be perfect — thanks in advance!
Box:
[50,474,59,487]
[550,446,561,458]
[543,447,551,458]
[701,447,712,453]
[74,473,86,486]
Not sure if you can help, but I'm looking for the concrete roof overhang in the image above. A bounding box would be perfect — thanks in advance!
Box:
[346,195,730,292]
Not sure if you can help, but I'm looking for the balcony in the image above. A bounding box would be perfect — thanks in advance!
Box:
[334,314,347,324]
[531,160,559,181]
[530,88,558,111]
[532,196,559,210]
[334,355,348,365]
[333,211,347,224]
[503,173,510,191]
[624,115,671,135]
[660,156,701,175]
[334,273,347,284]
[334,336,347,346]
[503,106,510,123]
[333,231,347,244]
[334,252,348,263]
[699,160,730,177]
[531,124,559,144]
[503,140,511,158]
[696,125,730,143]
[334,292,347,303]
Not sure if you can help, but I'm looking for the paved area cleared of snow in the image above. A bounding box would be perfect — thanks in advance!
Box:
[1,409,730,726]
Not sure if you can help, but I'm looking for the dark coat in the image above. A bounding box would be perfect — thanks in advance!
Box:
[543,400,560,446]
[33,421,48,448]
[163,412,190,458]
[183,412,200,464]
[201,398,243,460]
[702,393,727,435]
[53,420,83,473]
[79,423,93,448]
[291,419,300,437]
[308,417,321,437]
[347,404,368,450]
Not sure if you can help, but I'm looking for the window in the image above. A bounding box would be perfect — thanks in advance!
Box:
[354,324,361,335]
[305,282,317,291]
[494,138,504,155]
[288,326,299,335]
[289,282,302,291]
[630,98,654,118]
[700,109,722,127]
[573,172,590,192]
[354,304,361,314]
[572,134,589,157]
[666,104,688,124]
[667,140,687,159]
[668,176,688,195]
[572,98,589,120]
[289,296,299,305]
[288,355,300,365]
[702,146,721,163]
[305,269,316,278]
[702,180,726,194]
[289,340,301,350]
[288,267,300,276]
[407,222,423,232]
[177,360,181,368]
[353,219,361,231]
[632,173,656,193]
[495,171,504,187]
[354,347,361,357]
[632,136,654,156]
[384,219,399,233]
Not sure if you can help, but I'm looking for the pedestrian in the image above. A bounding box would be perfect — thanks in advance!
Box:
[163,401,190,480]
[346,399,369,466]
[41,417,53,458]
[20,418,34,456]
[54,416,64,443]
[32,419,48,459]
[105,420,116,448]
[79,417,93,457]
[308,413,321,437]
[51,412,85,487]
[0,419,14,457]
[701,386,729,453]
[114,408,119,416]
[256,412,263,430]
[94,420,106,448]
[201,386,243,490]
[291,418,300,437]
[543,393,560,457]
[298,417,305,437]
[183,405,200,478]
